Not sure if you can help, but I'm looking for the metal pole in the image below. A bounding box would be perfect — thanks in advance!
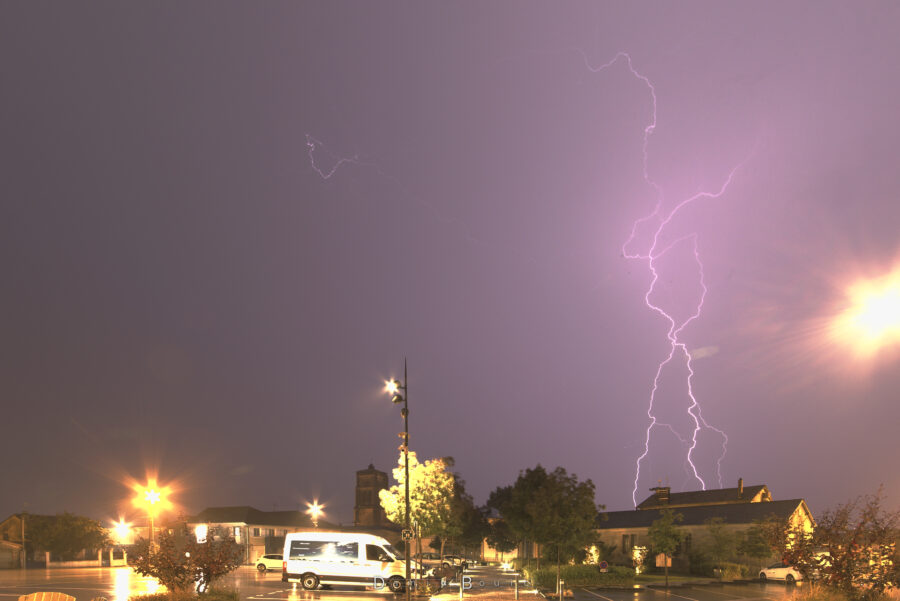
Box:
[403,358,410,601]
[21,512,26,570]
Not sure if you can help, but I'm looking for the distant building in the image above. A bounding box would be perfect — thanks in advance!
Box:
[0,514,25,569]
[184,506,332,564]
[354,464,392,528]
[595,479,815,570]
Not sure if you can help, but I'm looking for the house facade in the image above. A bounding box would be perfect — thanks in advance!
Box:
[0,514,25,568]
[184,506,330,564]
[595,480,815,570]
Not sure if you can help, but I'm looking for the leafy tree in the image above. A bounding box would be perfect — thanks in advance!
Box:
[703,518,738,574]
[379,451,457,559]
[131,526,243,595]
[189,537,243,592]
[491,467,551,568]
[810,490,900,601]
[737,521,773,571]
[513,466,599,593]
[756,514,815,577]
[648,509,684,588]
[132,530,196,593]
[453,484,489,557]
[485,518,518,560]
[27,513,109,560]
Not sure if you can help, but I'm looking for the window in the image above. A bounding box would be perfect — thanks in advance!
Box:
[622,534,630,552]
[289,540,358,561]
[366,544,391,562]
[253,528,260,537]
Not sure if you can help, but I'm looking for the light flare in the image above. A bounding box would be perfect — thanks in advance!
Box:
[830,267,900,357]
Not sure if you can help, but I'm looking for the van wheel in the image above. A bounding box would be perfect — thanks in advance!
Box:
[301,573,319,590]
[388,576,405,593]
[257,564,267,573]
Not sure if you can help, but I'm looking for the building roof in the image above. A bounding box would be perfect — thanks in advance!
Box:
[636,485,770,509]
[598,498,808,529]
[188,506,325,528]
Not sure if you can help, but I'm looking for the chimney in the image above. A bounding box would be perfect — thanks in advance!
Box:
[650,486,670,504]
[738,478,744,498]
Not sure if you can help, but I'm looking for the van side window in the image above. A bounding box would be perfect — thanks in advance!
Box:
[336,542,358,560]
[366,544,390,562]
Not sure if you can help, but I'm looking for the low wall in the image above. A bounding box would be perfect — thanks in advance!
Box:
[45,550,126,568]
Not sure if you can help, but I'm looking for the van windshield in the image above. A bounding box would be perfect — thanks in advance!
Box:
[383,544,400,560]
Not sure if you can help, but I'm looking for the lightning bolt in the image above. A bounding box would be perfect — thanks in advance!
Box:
[306,134,362,179]
[581,51,738,506]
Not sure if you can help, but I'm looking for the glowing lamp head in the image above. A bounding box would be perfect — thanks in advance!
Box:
[306,500,325,523]
[385,379,402,396]
[112,519,131,544]
[832,268,900,357]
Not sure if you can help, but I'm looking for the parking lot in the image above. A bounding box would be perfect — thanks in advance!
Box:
[0,565,802,601]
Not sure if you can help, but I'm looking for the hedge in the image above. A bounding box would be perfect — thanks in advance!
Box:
[523,565,635,589]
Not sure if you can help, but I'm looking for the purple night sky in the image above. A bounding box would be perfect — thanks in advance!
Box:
[2,2,899,526]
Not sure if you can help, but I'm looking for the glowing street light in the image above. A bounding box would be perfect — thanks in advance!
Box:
[306,501,325,528]
[385,359,410,601]
[112,519,132,545]
[132,480,171,546]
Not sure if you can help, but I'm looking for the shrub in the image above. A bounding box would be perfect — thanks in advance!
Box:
[524,564,634,589]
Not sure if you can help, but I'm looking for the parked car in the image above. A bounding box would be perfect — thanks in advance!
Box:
[759,562,804,584]
[443,555,468,570]
[256,554,283,573]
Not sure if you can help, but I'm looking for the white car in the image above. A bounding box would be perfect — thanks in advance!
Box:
[759,562,803,584]
[256,554,283,573]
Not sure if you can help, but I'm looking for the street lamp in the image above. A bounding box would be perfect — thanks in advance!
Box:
[306,501,325,528]
[112,519,132,545]
[385,359,410,601]
[132,481,169,546]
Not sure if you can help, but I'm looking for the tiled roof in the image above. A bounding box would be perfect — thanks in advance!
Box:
[597,499,806,529]
[188,506,325,528]
[636,485,769,509]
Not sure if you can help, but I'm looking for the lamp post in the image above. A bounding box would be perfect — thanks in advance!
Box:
[386,359,410,601]
[134,485,166,547]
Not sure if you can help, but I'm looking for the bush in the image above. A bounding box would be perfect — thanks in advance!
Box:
[524,564,635,589]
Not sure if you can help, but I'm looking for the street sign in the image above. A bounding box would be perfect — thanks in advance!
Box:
[401,529,413,540]
[599,560,608,573]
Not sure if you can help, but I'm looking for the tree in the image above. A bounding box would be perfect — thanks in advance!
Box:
[453,484,489,557]
[131,526,243,595]
[189,537,243,592]
[648,509,684,588]
[26,513,109,561]
[379,451,457,559]
[490,466,551,568]
[132,530,196,593]
[703,518,738,575]
[756,514,815,577]
[485,518,518,561]
[737,521,772,571]
[810,491,900,601]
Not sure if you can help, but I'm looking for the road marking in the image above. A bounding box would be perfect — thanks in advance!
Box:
[578,588,617,601]
[647,588,701,601]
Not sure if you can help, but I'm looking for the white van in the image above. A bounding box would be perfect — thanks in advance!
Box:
[282,531,412,593]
